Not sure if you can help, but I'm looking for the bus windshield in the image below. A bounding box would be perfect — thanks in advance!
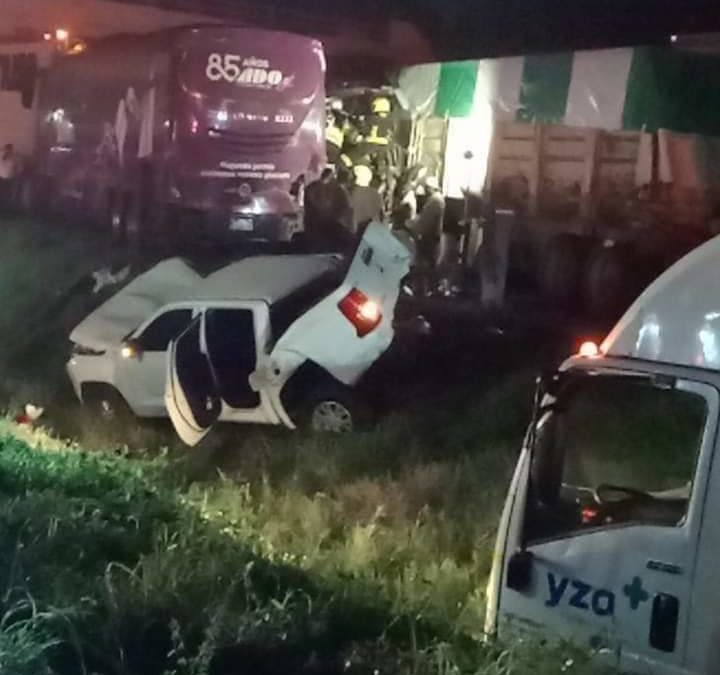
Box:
[177,28,325,137]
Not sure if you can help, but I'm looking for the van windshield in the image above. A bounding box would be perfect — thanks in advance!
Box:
[525,372,708,543]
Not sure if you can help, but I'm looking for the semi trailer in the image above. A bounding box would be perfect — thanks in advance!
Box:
[399,46,720,317]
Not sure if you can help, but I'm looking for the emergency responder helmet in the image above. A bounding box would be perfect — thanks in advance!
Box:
[372,97,391,115]
[329,98,344,112]
[354,164,373,188]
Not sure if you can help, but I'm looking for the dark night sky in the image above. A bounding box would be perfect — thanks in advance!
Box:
[134,0,720,59]
[428,0,720,58]
[346,0,720,58]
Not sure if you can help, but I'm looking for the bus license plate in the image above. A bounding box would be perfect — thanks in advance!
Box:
[230,216,253,232]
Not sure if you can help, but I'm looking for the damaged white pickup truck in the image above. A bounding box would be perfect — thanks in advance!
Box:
[68,224,414,441]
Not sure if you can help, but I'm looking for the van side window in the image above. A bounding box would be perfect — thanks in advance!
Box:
[138,309,193,351]
[525,375,707,543]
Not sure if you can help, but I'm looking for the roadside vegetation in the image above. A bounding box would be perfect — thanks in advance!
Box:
[0,389,607,675]
[0,216,608,673]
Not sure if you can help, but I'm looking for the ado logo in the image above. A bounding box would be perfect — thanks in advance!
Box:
[206,53,285,88]
[546,572,615,617]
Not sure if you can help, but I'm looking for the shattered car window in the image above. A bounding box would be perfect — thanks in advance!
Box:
[138,309,193,351]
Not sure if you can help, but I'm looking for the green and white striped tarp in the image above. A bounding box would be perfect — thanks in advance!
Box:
[398,47,720,136]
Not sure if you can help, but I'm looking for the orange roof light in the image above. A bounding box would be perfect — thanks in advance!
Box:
[579,341,600,358]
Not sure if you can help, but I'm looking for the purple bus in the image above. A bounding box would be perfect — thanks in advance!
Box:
[33,26,326,243]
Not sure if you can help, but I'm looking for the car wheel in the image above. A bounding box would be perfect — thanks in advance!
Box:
[84,386,132,423]
[303,386,371,434]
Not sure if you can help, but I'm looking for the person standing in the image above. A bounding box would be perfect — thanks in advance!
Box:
[362,97,393,155]
[360,97,395,202]
[409,176,445,295]
[325,99,354,175]
[350,164,384,233]
[326,100,346,168]
[304,168,353,252]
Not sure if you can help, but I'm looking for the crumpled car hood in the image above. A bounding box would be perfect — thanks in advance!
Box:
[70,259,201,351]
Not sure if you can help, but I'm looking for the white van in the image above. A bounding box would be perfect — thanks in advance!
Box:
[485,234,720,674]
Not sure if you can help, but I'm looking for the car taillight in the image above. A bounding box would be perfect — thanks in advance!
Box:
[338,288,382,337]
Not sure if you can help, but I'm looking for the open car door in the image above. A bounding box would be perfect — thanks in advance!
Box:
[165,314,222,446]
[271,223,412,387]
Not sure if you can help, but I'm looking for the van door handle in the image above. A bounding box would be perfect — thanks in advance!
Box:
[650,593,679,653]
[647,560,683,575]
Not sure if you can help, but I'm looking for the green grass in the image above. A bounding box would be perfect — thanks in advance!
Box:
[0,215,611,673]
[0,378,612,675]
[0,216,110,407]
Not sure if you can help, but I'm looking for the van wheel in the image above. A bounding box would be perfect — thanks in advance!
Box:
[83,386,132,423]
[302,385,371,434]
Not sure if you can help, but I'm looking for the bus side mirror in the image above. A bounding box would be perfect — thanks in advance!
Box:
[506,550,534,592]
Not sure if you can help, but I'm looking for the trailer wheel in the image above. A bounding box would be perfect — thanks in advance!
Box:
[540,234,591,307]
[583,244,634,319]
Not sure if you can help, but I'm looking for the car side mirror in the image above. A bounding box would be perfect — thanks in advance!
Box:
[120,339,143,361]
